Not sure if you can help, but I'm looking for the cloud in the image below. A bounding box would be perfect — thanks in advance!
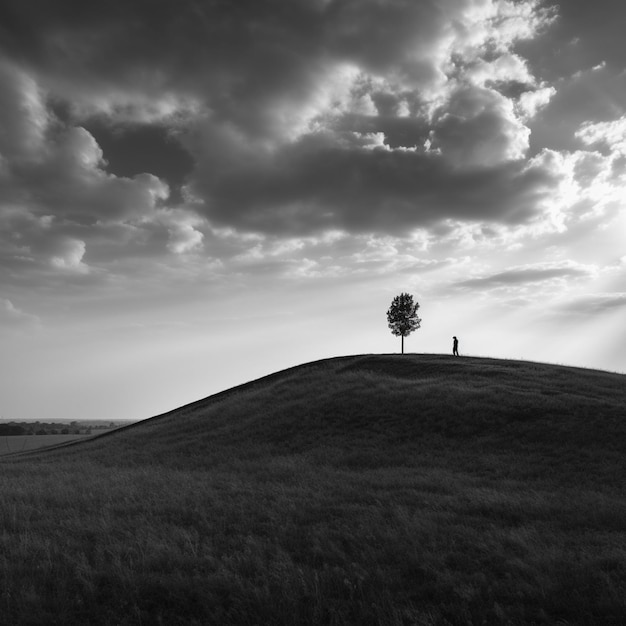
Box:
[0,60,49,160]
[429,85,530,168]
[527,63,626,154]
[455,263,591,289]
[0,298,40,329]
[519,146,624,230]
[191,139,562,235]
[176,0,560,235]
[530,0,626,78]
[561,293,626,315]
[517,86,556,120]
[12,123,171,223]
[576,116,626,155]
[0,0,620,306]
[0,58,177,281]
[46,237,88,271]
[0,0,564,241]
[158,209,205,255]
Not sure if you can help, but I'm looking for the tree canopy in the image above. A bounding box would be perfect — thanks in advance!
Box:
[387,293,421,354]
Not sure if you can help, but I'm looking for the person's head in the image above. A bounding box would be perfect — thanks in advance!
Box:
[453,336,457,340]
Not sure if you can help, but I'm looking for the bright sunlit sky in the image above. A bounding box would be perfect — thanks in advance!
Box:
[1,0,625,420]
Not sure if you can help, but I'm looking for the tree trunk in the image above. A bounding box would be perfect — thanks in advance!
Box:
[401,334,404,354]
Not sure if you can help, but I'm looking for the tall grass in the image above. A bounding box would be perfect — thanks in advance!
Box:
[1,354,625,624]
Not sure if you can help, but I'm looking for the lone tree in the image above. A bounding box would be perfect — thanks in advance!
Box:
[387,292,421,354]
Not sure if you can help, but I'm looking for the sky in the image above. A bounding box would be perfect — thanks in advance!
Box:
[1,0,625,420]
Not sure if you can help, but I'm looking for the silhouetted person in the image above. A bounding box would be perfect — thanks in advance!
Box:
[453,336,459,356]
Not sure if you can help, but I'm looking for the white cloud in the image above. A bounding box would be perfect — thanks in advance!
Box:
[55,126,105,170]
[166,224,203,254]
[516,86,556,120]
[521,146,623,233]
[0,60,49,161]
[68,91,202,126]
[576,116,626,155]
[465,53,534,88]
[160,210,205,254]
[48,237,88,271]
[442,0,556,70]
[457,0,556,52]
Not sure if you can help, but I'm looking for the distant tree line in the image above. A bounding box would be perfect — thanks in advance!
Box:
[0,421,101,436]
[0,424,28,436]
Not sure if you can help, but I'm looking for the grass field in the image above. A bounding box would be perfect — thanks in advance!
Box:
[0,428,122,457]
[1,354,625,624]
[0,434,88,456]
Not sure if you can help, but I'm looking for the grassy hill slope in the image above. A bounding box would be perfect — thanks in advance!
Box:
[2,354,626,625]
[66,353,626,485]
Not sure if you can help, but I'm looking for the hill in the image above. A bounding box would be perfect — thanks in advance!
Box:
[2,354,626,625]
[61,353,626,485]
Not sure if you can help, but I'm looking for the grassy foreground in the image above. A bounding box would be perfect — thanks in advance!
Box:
[1,354,625,625]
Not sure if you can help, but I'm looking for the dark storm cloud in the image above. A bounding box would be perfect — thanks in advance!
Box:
[191,141,556,234]
[0,0,556,219]
[0,0,459,81]
[0,0,564,240]
[0,0,435,125]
